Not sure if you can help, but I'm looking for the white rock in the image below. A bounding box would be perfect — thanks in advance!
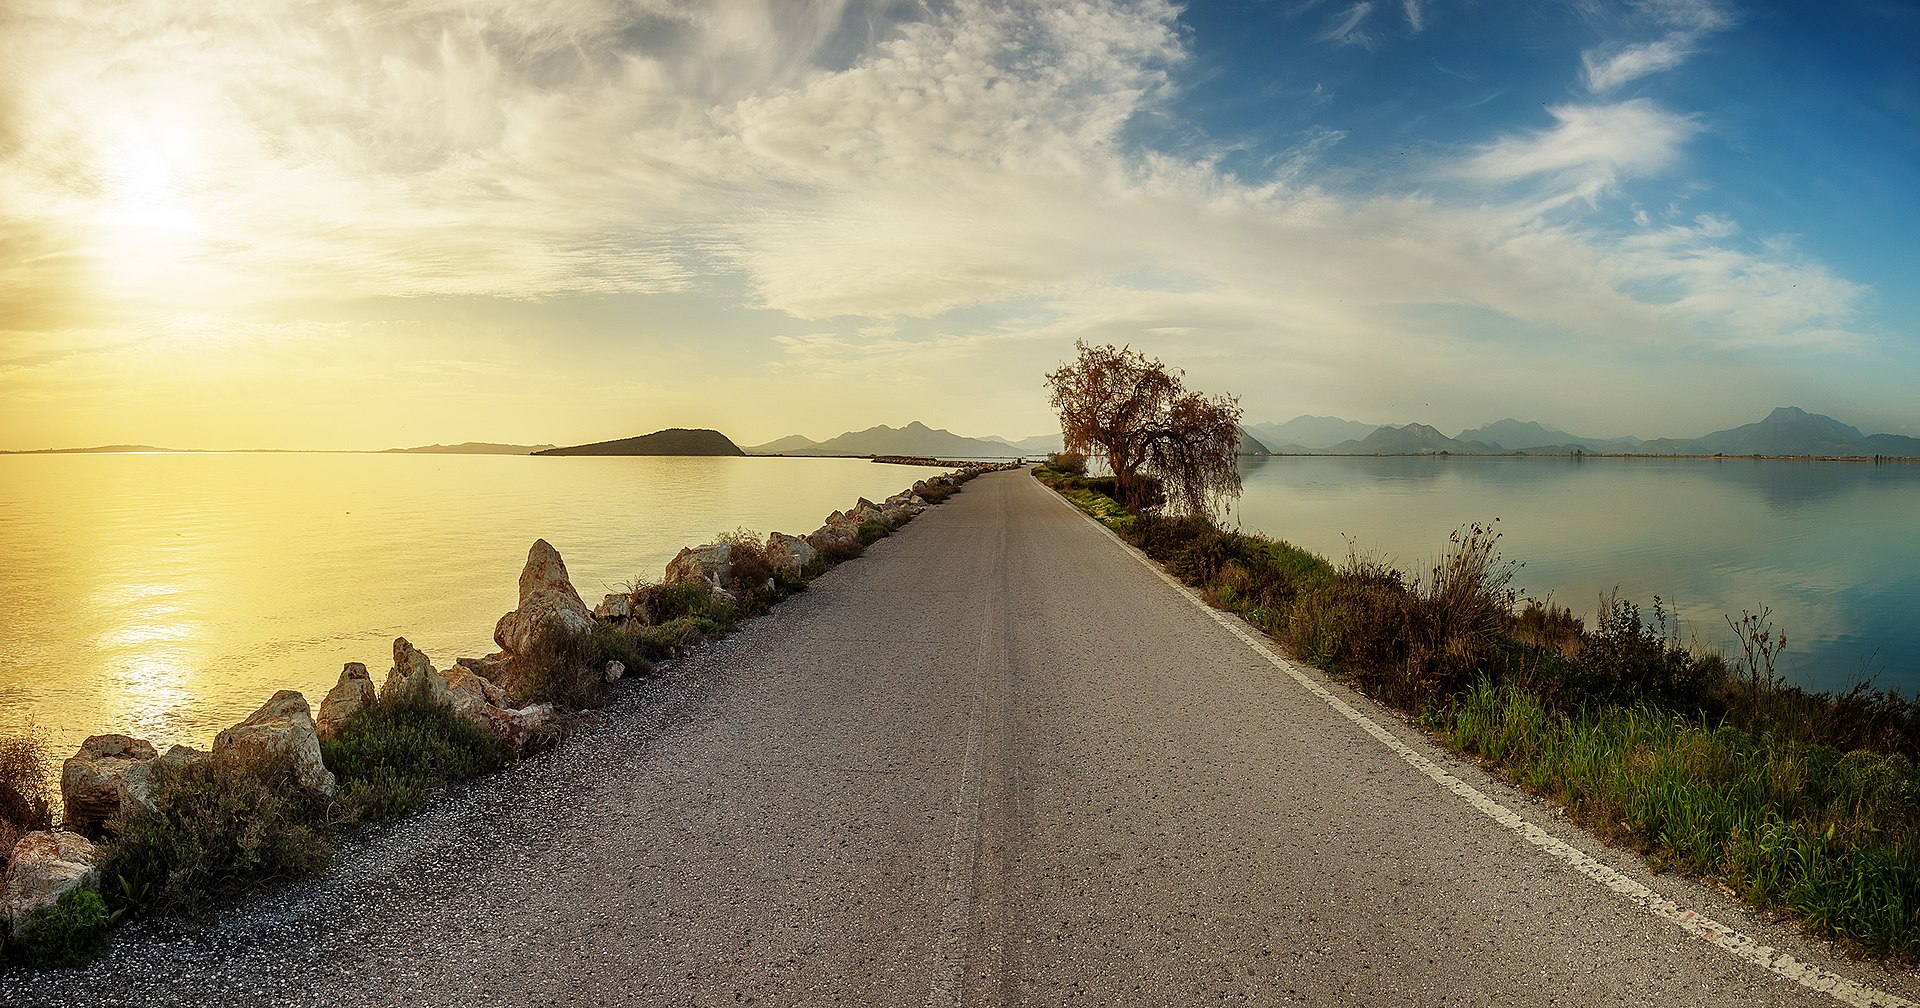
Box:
[117,745,202,818]
[213,690,336,797]
[316,661,375,740]
[60,735,157,838]
[1,830,96,936]
[494,540,595,656]
[765,532,816,573]
[664,543,733,591]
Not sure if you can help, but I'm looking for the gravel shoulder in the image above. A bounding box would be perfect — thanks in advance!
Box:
[5,469,1914,1007]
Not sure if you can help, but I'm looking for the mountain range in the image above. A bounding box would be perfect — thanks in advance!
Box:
[384,441,557,455]
[1258,407,1920,457]
[8,408,1913,460]
[746,421,1277,458]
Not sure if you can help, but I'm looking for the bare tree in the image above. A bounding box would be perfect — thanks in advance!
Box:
[1044,341,1244,517]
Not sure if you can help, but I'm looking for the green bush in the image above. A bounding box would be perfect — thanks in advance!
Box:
[1563,594,1720,713]
[14,884,114,969]
[94,751,333,920]
[322,692,503,823]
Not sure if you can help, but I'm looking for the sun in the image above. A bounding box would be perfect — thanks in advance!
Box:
[87,112,215,298]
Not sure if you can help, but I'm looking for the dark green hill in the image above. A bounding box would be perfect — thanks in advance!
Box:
[535,428,745,457]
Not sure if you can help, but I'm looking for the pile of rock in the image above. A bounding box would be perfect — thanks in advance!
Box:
[5,689,338,934]
[8,535,597,932]
[802,481,944,556]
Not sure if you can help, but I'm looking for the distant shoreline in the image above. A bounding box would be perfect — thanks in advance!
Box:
[6,447,1915,464]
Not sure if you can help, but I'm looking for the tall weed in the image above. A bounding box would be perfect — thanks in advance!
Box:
[0,726,54,856]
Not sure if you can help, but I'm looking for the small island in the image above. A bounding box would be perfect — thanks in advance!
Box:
[534,428,745,457]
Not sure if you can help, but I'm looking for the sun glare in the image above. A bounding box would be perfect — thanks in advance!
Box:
[88,114,214,297]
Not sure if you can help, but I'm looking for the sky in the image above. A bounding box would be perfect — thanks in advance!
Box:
[2,0,1916,450]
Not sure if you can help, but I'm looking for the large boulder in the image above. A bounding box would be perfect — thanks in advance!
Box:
[60,735,158,838]
[805,518,860,554]
[848,498,889,527]
[765,532,816,573]
[212,690,336,798]
[378,639,559,751]
[594,593,633,621]
[519,536,586,612]
[2,830,96,936]
[494,539,594,656]
[117,744,203,818]
[382,637,439,700]
[664,543,733,592]
[316,661,376,739]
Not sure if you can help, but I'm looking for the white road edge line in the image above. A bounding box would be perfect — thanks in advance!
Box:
[1038,478,1913,1008]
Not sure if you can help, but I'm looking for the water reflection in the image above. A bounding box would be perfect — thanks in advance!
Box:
[1234,456,1919,696]
[0,453,936,769]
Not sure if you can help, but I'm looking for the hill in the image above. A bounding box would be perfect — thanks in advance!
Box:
[1324,423,1499,455]
[1454,419,1641,453]
[983,432,1067,455]
[1248,416,1379,451]
[1630,407,1915,457]
[535,428,744,457]
[384,442,557,455]
[747,421,1016,458]
[1,444,176,454]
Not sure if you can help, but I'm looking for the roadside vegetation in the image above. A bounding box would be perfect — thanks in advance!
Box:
[1035,454,1919,964]
[0,465,995,972]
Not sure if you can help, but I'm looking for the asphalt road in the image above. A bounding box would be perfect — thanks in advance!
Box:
[7,468,1915,1007]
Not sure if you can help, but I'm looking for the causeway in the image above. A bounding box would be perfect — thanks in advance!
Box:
[7,469,1915,1006]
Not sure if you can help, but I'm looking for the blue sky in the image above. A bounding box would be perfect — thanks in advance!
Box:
[2,0,1916,449]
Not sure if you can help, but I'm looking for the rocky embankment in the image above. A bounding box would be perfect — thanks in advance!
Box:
[0,463,1017,942]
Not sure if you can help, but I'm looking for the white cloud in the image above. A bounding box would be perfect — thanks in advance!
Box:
[1582,36,1694,92]
[1316,3,1377,49]
[1464,100,1700,209]
[1579,0,1733,93]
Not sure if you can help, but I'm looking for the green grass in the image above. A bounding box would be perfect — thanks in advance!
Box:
[10,885,114,970]
[1033,462,1920,963]
[321,691,504,823]
[1436,679,1919,960]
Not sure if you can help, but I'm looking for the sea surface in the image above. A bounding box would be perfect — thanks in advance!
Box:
[1230,455,1920,697]
[0,453,932,762]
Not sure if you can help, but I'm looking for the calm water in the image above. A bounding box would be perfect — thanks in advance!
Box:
[1230,456,1920,696]
[0,454,930,761]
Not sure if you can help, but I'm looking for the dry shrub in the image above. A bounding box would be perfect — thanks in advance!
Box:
[715,528,774,602]
[506,617,651,709]
[0,726,55,859]
[1516,600,1584,657]
[1044,451,1088,476]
